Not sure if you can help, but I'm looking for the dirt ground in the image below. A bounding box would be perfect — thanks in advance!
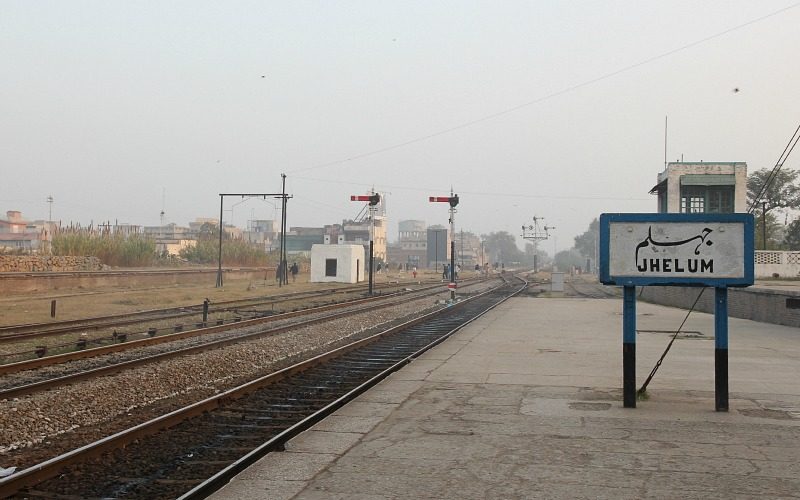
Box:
[0,269,465,327]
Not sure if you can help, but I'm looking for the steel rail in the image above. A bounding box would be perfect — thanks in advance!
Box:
[0,280,487,397]
[0,281,457,378]
[0,278,523,499]
[0,280,429,341]
[181,276,528,499]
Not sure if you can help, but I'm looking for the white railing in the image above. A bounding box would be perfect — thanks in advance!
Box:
[755,251,800,278]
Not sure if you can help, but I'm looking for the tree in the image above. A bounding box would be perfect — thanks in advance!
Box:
[747,168,800,250]
[481,231,524,266]
[524,242,549,267]
[573,218,599,259]
[755,212,784,250]
[747,168,800,215]
[784,220,800,250]
[554,249,584,272]
[198,222,219,240]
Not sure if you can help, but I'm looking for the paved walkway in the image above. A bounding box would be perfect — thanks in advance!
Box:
[211,297,800,499]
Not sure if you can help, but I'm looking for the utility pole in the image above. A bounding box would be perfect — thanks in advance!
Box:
[280,174,289,286]
[762,201,767,250]
[217,195,224,287]
[216,187,291,288]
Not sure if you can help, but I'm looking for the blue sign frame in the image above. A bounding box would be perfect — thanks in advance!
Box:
[600,213,754,287]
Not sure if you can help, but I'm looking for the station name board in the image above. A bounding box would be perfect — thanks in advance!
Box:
[599,213,754,287]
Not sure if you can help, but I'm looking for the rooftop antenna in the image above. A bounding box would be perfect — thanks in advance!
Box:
[664,115,668,169]
[160,188,166,225]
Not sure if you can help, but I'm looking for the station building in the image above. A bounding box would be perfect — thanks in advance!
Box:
[649,161,748,213]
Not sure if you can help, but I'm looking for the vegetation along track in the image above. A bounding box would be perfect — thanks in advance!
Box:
[0,279,488,399]
[0,275,526,499]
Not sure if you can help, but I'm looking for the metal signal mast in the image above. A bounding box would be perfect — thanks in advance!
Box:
[350,192,381,295]
[521,216,554,272]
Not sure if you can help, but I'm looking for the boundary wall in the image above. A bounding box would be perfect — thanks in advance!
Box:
[0,256,104,273]
[0,268,274,294]
[756,250,800,278]
[639,285,800,328]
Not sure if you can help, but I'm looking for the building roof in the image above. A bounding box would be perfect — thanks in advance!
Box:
[0,233,38,241]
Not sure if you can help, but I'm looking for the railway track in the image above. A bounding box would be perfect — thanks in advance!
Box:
[0,276,526,499]
[0,280,429,344]
[0,280,491,399]
[563,278,621,299]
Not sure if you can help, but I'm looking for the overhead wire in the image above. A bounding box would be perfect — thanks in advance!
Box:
[286,2,800,176]
[291,174,652,202]
[746,124,800,213]
[638,123,800,397]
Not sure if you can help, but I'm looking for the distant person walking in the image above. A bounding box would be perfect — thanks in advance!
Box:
[290,262,299,283]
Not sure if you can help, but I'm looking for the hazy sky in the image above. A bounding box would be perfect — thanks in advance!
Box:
[3,1,799,254]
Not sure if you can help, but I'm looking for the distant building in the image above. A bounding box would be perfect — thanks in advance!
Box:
[282,227,327,255]
[387,220,427,268]
[342,216,387,263]
[650,162,747,213]
[106,223,142,236]
[454,231,485,268]
[0,211,27,234]
[426,225,450,269]
[143,223,191,240]
[0,232,39,252]
[0,211,51,252]
[243,219,278,252]
[142,223,193,256]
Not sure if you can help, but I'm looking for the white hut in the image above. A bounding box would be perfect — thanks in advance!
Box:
[310,244,365,283]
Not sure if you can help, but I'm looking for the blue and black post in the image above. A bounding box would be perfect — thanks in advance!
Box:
[623,285,636,408]
[715,287,729,411]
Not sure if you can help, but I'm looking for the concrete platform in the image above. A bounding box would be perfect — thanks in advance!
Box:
[211,296,800,499]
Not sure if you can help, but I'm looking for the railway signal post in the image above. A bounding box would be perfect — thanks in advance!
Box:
[351,193,381,295]
[521,216,554,272]
[429,191,459,301]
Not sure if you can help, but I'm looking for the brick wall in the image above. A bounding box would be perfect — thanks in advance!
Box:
[639,285,800,328]
[0,256,105,272]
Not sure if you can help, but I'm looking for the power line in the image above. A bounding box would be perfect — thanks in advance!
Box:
[747,124,800,213]
[291,175,652,202]
[638,122,800,398]
[287,3,800,176]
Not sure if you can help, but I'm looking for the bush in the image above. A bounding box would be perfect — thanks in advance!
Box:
[52,229,156,267]
[179,238,270,266]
